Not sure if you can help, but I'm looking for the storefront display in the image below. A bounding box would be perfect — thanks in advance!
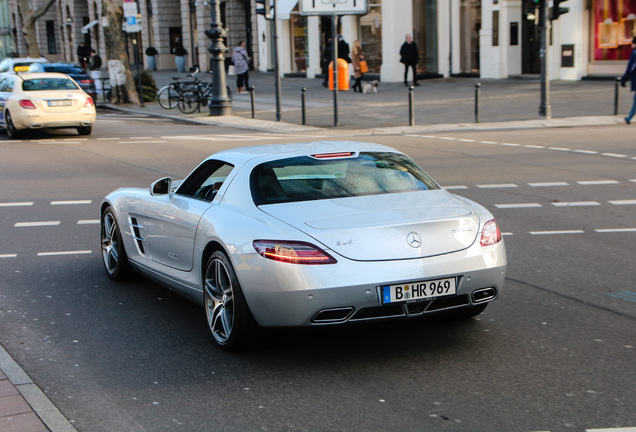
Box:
[594,0,636,60]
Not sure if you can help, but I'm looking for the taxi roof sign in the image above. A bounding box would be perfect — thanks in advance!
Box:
[299,0,368,16]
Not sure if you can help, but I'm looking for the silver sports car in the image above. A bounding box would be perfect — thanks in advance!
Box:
[101,141,507,350]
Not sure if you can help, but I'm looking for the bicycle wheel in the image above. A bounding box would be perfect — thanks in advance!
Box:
[177,89,200,114]
[157,85,178,109]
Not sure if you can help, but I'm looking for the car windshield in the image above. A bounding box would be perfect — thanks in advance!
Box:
[22,78,79,91]
[251,151,440,205]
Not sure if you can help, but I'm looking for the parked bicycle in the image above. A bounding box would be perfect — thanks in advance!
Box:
[157,71,200,110]
[177,71,233,114]
[157,68,232,113]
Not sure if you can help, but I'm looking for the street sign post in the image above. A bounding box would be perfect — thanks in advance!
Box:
[299,0,368,126]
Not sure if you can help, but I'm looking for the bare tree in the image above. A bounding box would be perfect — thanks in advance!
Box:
[16,0,56,57]
[102,0,140,104]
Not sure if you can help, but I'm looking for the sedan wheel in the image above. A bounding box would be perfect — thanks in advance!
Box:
[204,251,257,351]
[5,111,20,139]
[101,206,131,280]
[77,125,92,136]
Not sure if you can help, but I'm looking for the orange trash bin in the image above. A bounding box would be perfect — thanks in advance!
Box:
[328,58,350,91]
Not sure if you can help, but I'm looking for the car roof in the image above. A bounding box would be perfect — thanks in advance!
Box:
[208,141,400,166]
[18,72,76,80]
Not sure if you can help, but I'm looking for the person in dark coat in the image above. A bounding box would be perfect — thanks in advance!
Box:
[399,34,419,87]
[321,38,333,87]
[77,42,90,69]
[337,34,351,63]
[621,36,636,125]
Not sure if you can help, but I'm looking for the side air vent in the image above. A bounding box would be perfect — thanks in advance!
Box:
[130,217,145,254]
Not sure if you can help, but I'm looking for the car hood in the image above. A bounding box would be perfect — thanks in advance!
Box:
[258,190,480,261]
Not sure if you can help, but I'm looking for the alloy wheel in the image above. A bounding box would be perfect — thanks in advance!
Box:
[204,257,235,345]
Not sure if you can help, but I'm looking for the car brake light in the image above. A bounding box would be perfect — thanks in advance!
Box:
[80,79,93,84]
[84,97,94,107]
[312,152,354,159]
[480,219,502,246]
[18,99,36,109]
[253,240,337,265]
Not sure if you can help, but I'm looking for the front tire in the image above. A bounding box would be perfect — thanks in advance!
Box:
[204,251,257,351]
[101,206,132,280]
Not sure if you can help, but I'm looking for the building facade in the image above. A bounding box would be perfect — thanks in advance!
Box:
[1,0,632,81]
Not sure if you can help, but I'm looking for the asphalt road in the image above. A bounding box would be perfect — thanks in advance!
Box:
[0,112,635,432]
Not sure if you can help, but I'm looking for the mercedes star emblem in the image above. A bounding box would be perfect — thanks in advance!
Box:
[407,232,422,248]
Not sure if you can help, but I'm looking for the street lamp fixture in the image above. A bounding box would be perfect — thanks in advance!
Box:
[205,0,231,116]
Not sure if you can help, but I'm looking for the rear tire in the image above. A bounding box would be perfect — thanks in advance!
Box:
[203,251,258,351]
[177,91,199,114]
[157,85,178,109]
[5,111,20,139]
[77,125,92,135]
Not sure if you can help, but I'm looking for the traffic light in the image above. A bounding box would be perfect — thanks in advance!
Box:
[551,0,569,20]
[256,0,272,20]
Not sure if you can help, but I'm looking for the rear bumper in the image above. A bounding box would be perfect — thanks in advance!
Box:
[234,241,507,327]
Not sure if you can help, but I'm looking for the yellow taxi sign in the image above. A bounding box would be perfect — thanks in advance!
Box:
[13,65,31,72]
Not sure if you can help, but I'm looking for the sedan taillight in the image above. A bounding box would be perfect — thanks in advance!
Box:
[18,99,36,109]
[253,240,337,265]
[480,219,502,246]
[84,97,94,107]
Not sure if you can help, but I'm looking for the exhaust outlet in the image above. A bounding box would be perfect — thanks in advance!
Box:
[471,287,497,304]
[311,307,354,324]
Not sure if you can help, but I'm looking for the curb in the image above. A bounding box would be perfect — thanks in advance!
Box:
[0,344,78,432]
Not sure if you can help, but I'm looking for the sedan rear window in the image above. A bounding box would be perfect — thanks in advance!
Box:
[22,78,79,91]
[251,152,440,205]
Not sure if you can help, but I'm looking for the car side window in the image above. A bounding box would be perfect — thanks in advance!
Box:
[177,160,234,202]
[0,60,9,73]
[0,78,13,92]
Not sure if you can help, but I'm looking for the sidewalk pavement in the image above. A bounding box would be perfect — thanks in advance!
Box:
[0,70,630,432]
[98,69,629,134]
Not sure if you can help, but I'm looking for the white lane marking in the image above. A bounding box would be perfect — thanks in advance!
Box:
[495,203,542,208]
[577,180,620,185]
[479,140,498,144]
[443,185,468,190]
[0,202,34,207]
[587,428,636,432]
[501,143,521,147]
[609,200,636,205]
[528,182,569,187]
[548,147,571,151]
[51,200,92,205]
[128,136,154,139]
[457,138,476,142]
[15,221,60,227]
[523,144,545,149]
[551,201,601,207]
[97,137,120,140]
[530,230,585,235]
[477,183,519,188]
[574,149,598,154]
[602,153,628,158]
[0,254,17,258]
[37,250,92,257]
[595,228,636,233]
[439,137,457,141]
[118,141,168,144]
[77,219,100,225]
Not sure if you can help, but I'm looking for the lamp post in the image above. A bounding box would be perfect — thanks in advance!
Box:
[205,0,231,116]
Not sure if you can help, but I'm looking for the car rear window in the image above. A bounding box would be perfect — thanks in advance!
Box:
[44,66,85,74]
[251,152,440,205]
[22,78,79,91]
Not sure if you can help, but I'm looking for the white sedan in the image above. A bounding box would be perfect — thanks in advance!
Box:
[0,72,96,138]
[101,142,507,351]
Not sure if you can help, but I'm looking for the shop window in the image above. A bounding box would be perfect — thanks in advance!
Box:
[290,13,308,73]
[593,0,636,60]
[360,4,382,73]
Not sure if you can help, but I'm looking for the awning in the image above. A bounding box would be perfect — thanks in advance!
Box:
[81,20,99,34]
[276,0,298,20]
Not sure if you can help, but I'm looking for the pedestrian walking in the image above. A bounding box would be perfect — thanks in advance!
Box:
[400,34,419,87]
[621,36,636,125]
[351,40,364,92]
[337,34,351,63]
[321,38,333,87]
[232,41,251,94]
[88,50,103,95]
[77,42,90,69]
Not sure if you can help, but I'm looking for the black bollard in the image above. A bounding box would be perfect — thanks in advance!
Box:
[301,88,306,125]
[614,77,620,116]
[475,82,481,123]
[250,86,255,119]
[409,86,415,126]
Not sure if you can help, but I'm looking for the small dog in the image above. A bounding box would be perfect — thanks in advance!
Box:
[362,80,379,93]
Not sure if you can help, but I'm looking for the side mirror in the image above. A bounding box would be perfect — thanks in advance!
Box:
[150,177,172,196]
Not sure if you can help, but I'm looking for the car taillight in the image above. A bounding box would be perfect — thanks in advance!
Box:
[18,99,36,109]
[80,79,93,84]
[84,97,94,107]
[253,240,337,265]
[480,219,502,246]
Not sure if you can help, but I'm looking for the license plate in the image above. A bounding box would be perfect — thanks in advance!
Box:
[382,277,456,304]
[48,100,72,107]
